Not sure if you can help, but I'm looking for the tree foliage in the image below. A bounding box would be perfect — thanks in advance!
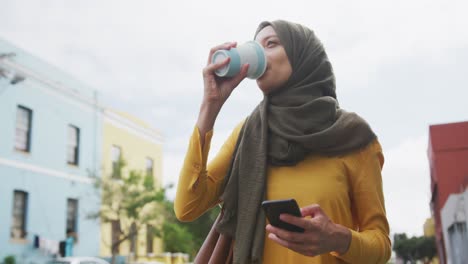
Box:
[162,222,194,254]
[160,198,221,258]
[3,255,15,264]
[88,157,224,261]
[393,233,437,264]
[88,158,166,264]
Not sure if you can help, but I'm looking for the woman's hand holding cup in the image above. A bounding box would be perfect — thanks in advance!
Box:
[202,42,249,108]
[197,42,249,141]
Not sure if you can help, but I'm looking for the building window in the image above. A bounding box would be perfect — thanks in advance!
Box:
[11,190,28,239]
[146,224,154,254]
[111,145,122,179]
[111,220,121,254]
[15,106,32,152]
[66,199,78,234]
[67,125,80,165]
[146,158,153,177]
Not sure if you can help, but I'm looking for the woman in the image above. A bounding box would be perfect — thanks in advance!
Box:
[175,20,391,264]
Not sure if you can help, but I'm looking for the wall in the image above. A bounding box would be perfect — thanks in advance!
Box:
[0,38,103,262]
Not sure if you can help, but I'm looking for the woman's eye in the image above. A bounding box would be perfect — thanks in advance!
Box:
[266,41,277,47]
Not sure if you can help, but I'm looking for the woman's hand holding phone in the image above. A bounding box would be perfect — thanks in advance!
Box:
[261,199,304,232]
[263,202,352,257]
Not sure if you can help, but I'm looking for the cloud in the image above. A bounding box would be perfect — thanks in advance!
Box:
[382,135,431,237]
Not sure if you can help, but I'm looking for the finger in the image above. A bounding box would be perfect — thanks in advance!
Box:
[203,57,230,77]
[300,204,323,218]
[207,42,237,64]
[267,233,308,253]
[266,224,305,243]
[279,214,314,230]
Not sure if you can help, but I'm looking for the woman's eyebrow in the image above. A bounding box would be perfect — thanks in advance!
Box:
[259,35,278,42]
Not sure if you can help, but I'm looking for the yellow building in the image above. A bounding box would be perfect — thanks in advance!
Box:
[100,108,163,261]
[423,217,440,264]
[424,217,435,237]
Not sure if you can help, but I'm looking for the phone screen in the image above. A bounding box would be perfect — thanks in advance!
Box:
[261,199,304,233]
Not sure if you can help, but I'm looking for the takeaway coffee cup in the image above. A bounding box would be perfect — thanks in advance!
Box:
[211,41,267,79]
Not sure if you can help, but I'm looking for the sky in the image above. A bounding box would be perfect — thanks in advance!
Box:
[1,0,467,238]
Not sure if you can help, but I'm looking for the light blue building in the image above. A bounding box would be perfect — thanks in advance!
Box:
[0,39,103,263]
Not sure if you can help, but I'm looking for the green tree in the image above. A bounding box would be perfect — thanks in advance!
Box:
[418,236,437,263]
[3,255,15,264]
[393,233,437,264]
[162,221,194,254]
[394,233,412,263]
[89,158,166,264]
[180,205,220,253]
[160,198,220,258]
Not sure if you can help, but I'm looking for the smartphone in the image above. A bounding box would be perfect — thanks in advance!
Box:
[261,199,305,233]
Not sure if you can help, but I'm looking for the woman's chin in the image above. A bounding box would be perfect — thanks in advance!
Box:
[258,85,273,95]
[256,80,268,93]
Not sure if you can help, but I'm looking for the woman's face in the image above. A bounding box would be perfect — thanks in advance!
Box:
[255,26,292,94]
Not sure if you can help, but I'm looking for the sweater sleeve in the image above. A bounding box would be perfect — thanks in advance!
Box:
[174,121,244,222]
[331,140,391,263]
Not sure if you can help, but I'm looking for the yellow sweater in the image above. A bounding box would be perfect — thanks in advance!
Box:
[175,121,391,264]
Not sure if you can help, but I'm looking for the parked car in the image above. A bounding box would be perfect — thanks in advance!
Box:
[46,257,110,264]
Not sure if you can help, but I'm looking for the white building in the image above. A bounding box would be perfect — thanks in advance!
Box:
[440,188,468,264]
